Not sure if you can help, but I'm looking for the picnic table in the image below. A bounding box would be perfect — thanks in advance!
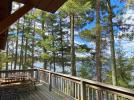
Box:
[0,73,36,100]
[0,73,30,86]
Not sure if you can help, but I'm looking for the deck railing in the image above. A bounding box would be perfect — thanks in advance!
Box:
[0,69,134,100]
[0,69,39,81]
[38,69,134,100]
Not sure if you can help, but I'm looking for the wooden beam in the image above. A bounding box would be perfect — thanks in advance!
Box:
[45,0,67,13]
[13,0,51,9]
[13,0,29,4]
[13,0,67,13]
[0,0,12,49]
[0,4,33,35]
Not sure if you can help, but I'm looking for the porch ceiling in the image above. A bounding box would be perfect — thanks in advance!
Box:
[14,0,67,13]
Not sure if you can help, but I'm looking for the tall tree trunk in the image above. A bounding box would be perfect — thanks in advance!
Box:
[41,12,47,69]
[11,40,14,70]
[51,25,56,72]
[107,0,117,86]
[24,35,28,68]
[14,21,19,70]
[11,52,13,70]
[24,19,31,69]
[70,14,76,76]
[60,18,65,73]
[96,0,102,99]
[6,39,9,70]
[31,21,35,68]
[19,16,25,69]
[14,4,21,70]
[95,0,102,82]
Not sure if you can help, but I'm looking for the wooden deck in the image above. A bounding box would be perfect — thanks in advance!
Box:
[19,83,68,100]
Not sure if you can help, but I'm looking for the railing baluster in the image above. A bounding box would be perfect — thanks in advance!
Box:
[65,79,66,94]
[92,88,94,100]
[87,87,89,100]
[60,77,62,91]
[66,80,68,95]
[78,84,80,100]
[61,77,63,92]
[36,69,40,82]
[48,72,52,91]
[75,83,76,99]
[81,81,86,100]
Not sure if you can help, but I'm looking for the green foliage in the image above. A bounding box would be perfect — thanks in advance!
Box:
[40,36,57,52]
[79,61,94,79]
[106,50,134,88]
[116,52,133,87]
[41,53,50,60]
[60,0,91,14]
[80,30,96,41]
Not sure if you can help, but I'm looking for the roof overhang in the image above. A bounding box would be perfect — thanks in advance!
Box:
[0,0,67,50]
[14,0,67,13]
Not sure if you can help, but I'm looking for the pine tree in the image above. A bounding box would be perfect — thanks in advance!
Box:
[60,0,91,76]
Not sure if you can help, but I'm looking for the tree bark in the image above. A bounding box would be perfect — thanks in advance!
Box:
[41,12,47,69]
[52,25,56,72]
[107,0,117,86]
[6,39,9,70]
[31,21,35,68]
[96,0,102,82]
[19,16,25,69]
[14,21,19,70]
[96,0,102,99]
[60,18,65,73]
[70,14,76,76]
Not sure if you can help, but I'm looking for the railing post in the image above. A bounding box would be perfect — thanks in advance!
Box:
[49,72,52,91]
[0,71,1,78]
[30,69,34,78]
[81,81,86,100]
[36,69,40,82]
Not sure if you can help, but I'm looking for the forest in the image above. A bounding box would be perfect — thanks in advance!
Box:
[0,0,134,89]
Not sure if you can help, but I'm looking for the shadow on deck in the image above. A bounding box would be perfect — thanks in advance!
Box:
[20,83,68,100]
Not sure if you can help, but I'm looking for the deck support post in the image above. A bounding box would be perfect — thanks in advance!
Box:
[36,69,40,82]
[49,72,52,91]
[81,81,86,100]
[30,69,34,78]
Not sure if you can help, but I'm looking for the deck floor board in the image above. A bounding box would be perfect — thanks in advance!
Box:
[20,83,65,100]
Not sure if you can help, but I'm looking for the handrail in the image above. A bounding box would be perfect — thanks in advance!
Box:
[0,69,37,73]
[39,69,134,100]
[0,69,38,81]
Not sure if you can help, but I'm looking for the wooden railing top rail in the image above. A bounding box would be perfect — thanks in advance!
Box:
[0,69,39,81]
[39,69,134,97]
[0,69,37,73]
